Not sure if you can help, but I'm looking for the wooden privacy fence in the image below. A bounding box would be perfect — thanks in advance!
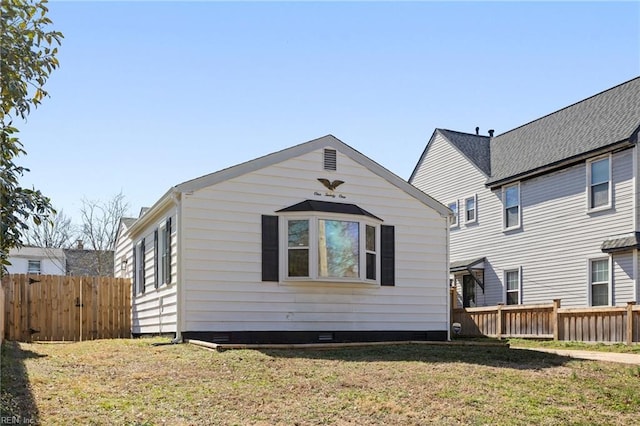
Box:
[452,294,640,345]
[2,274,131,342]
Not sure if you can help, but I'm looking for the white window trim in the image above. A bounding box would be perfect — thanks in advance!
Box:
[280,213,382,285]
[587,256,612,306]
[463,194,477,224]
[504,267,522,305]
[586,154,612,213]
[448,200,459,228]
[502,182,521,231]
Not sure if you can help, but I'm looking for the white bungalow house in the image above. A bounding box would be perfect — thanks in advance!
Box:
[115,135,451,344]
[410,76,640,309]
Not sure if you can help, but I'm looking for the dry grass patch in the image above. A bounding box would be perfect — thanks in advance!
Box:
[2,338,640,425]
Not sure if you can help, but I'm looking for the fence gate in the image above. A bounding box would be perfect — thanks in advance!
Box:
[2,274,131,342]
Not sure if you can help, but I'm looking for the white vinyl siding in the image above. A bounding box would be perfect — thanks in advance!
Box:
[412,131,635,308]
[127,211,178,335]
[181,147,449,333]
[587,155,611,211]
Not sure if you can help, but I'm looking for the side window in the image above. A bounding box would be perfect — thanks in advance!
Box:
[589,258,610,306]
[503,183,520,230]
[587,156,611,210]
[464,195,477,224]
[27,260,41,275]
[287,219,310,277]
[505,269,520,305]
[448,201,458,228]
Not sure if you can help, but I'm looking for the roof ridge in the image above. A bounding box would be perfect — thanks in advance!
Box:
[438,128,490,138]
[495,76,640,139]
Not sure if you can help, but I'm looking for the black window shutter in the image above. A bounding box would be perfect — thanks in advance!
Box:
[140,239,146,293]
[380,225,395,286]
[154,229,159,289]
[262,215,279,281]
[166,216,172,284]
[132,245,137,296]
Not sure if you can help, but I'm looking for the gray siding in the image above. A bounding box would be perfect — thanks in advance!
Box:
[413,133,636,308]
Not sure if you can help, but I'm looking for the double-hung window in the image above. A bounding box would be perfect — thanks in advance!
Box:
[27,260,41,275]
[503,183,520,230]
[448,201,459,228]
[587,156,611,210]
[464,195,476,224]
[589,258,610,306]
[505,269,520,305]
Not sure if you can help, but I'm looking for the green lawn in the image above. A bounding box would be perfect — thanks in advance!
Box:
[2,338,639,425]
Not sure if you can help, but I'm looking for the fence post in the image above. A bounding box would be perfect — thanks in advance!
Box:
[496,303,504,340]
[627,301,636,346]
[552,299,561,341]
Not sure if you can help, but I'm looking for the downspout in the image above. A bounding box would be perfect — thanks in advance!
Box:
[634,144,639,302]
[173,191,184,343]
[445,215,451,341]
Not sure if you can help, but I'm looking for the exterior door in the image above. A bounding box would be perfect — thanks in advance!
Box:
[462,274,476,308]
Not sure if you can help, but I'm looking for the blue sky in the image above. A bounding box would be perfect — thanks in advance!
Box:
[17,1,640,222]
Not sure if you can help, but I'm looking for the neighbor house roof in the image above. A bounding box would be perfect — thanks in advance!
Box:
[129,135,451,236]
[487,77,640,187]
[64,249,114,277]
[438,129,492,176]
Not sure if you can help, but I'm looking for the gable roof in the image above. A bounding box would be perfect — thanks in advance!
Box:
[129,135,450,234]
[487,77,640,187]
[408,129,491,183]
[438,129,492,176]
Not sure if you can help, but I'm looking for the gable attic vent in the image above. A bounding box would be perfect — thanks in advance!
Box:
[324,149,337,171]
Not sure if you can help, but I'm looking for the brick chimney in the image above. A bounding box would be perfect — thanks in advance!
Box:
[76,239,84,250]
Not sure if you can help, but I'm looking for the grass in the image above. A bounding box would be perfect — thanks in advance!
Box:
[507,338,640,354]
[1,337,639,425]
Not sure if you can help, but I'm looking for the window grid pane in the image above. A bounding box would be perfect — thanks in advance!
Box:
[288,249,309,277]
[465,197,475,222]
[591,158,609,185]
[448,202,458,226]
[318,220,359,278]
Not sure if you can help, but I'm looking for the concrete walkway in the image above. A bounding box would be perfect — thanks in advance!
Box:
[512,346,640,365]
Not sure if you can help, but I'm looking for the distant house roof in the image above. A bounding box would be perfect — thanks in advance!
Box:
[487,77,640,186]
[438,129,491,176]
[121,217,137,228]
[64,249,114,277]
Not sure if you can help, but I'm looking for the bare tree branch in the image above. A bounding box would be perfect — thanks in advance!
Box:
[79,192,130,275]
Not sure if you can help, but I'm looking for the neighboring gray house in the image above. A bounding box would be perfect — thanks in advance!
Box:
[115,135,452,344]
[411,76,640,308]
